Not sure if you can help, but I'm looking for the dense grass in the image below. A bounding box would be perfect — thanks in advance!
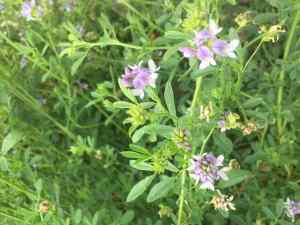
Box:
[1,0,300,224]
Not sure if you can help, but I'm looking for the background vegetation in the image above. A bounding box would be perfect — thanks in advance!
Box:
[0,0,300,224]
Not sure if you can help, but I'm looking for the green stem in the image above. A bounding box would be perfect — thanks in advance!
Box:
[200,127,215,155]
[178,75,203,225]
[191,77,203,115]
[0,211,25,223]
[242,39,264,73]
[236,38,264,94]
[177,155,187,225]
[277,10,300,142]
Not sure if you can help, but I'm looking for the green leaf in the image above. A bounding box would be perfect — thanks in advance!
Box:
[2,130,24,155]
[147,177,175,202]
[120,151,146,159]
[73,209,82,224]
[132,124,174,143]
[130,160,153,171]
[226,0,236,5]
[218,169,251,189]
[119,210,135,225]
[164,31,189,41]
[71,52,87,76]
[276,199,285,217]
[113,101,135,109]
[129,144,151,155]
[166,162,179,173]
[164,82,176,117]
[126,175,155,202]
[214,133,233,155]
[163,44,181,62]
[0,156,9,171]
[118,79,137,103]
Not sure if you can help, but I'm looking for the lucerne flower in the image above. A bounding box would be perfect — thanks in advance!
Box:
[179,20,239,69]
[285,198,300,222]
[189,152,228,190]
[121,60,159,99]
[21,0,35,20]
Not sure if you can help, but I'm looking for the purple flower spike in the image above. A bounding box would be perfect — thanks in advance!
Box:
[286,198,300,222]
[189,153,228,190]
[121,60,159,99]
[197,46,216,69]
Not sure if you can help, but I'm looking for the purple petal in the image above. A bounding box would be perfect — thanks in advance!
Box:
[179,47,196,58]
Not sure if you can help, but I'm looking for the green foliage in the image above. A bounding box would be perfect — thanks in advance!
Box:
[0,0,300,224]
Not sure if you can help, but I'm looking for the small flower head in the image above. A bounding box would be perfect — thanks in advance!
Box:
[158,204,173,218]
[259,24,285,43]
[39,200,50,213]
[199,102,214,122]
[121,60,159,99]
[125,105,148,128]
[235,11,254,28]
[172,128,192,151]
[189,153,228,190]
[285,198,300,222]
[241,121,257,135]
[211,190,236,212]
[218,112,241,132]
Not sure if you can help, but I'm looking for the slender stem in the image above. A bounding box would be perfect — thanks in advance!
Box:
[0,211,25,223]
[178,74,203,225]
[236,38,264,94]
[191,77,203,116]
[200,127,215,155]
[277,10,300,142]
[242,39,264,73]
[177,155,187,225]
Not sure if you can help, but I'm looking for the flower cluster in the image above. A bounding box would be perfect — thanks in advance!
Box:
[211,190,236,212]
[285,198,300,222]
[179,20,239,69]
[199,102,214,122]
[259,24,285,43]
[172,128,192,151]
[218,112,241,132]
[21,0,43,20]
[121,60,159,99]
[189,153,228,190]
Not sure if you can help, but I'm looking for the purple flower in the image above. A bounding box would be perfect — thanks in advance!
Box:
[121,60,159,99]
[196,46,216,69]
[179,19,239,70]
[189,153,228,190]
[286,198,300,222]
[194,20,222,46]
[21,1,35,20]
[212,39,239,58]
[179,47,196,58]
[218,120,226,132]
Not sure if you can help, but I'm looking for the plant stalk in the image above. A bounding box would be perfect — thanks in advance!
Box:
[277,10,300,142]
